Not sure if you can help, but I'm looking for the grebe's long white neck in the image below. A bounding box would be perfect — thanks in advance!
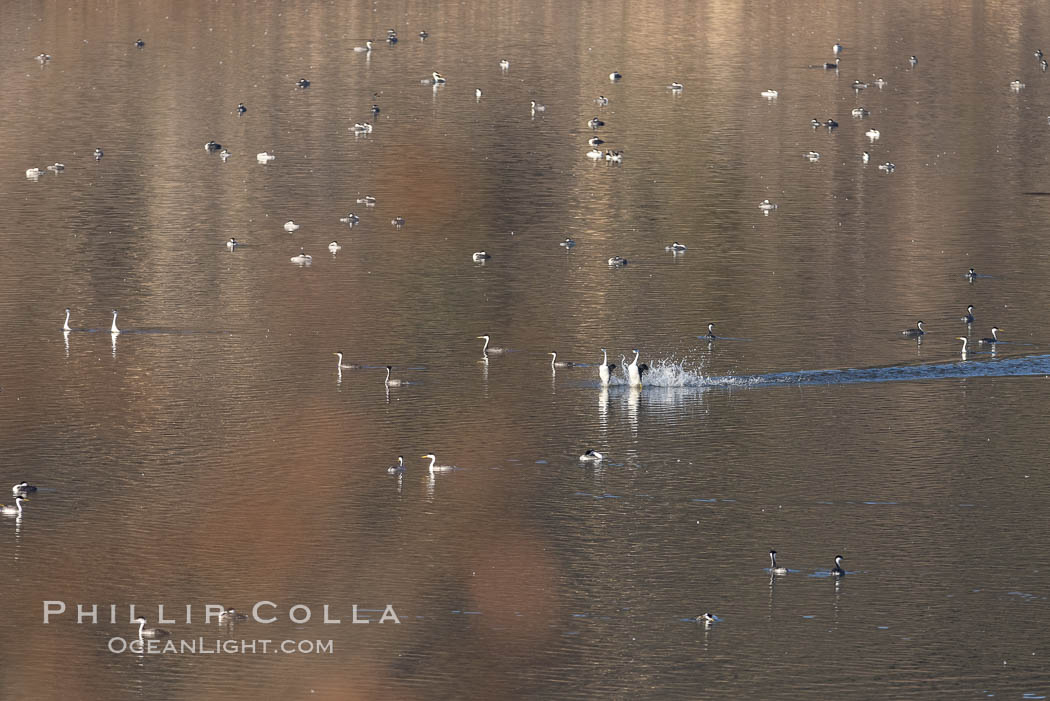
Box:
[550,352,558,369]
[111,310,120,334]
[599,348,610,385]
[627,349,641,387]
[956,336,968,352]
[63,308,71,332]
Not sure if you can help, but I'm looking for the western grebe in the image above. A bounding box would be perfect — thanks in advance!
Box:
[608,256,628,267]
[340,213,359,224]
[862,151,870,163]
[530,100,546,112]
[956,336,968,353]
[979,327,1002,344]
[297,78,310,88]
[219,608,248,622]
[257,152,275,162]
[25,167,43,179]
[961,305,975,323]
[695,612,716,624]
[599,349,611,385]
[205,140,222,152]
[704,323,717,339]
[371,104,380,115]
[1011,80,1026,90]
[46,163,64,172]
[831,555,846,577]
[36,53,52,62]
[588,117,604,129]
[769,550,788,575]
[472,251,491,261]
[352,122,373,133]
[384,366,403,386]
[134,616,170,638]
[627,349,642,387]
[852,107,869,117]
[579,450,603,462]
[110,310,120,334]
[0,497,27,515]
[432,72,446,84]
[549,352,575,368]
[63,308,72,331]
[878,162,896,173]
[595,95,609,105]
[874,78,887,87]
[609,71,622,81]
[824,58,840,70]
[833,41,844,54]
[803,151,820,161]
[586,149,604,160]
[758,199,778,211]
[499,59,510,70]
[811,118,822,128]
[477,335,504,354]
[226,238,238,250]
[421,454,453,472]
[353,40,373,52]
[94,148,103,161]
[12,482,37,495]
[387,456,405,474]
[333,352,361,369]
[605,150,623,162]
[290,249,312,265]
[761,89,778,98]
[560,238,576,248]
[666,242,687,251]
[588,136,605,146]
[237,103,247,114]
[328,241,341,253]
[220,149,230,160]
[387,31,398,44]
[669,82,684,91]
[901,320,925,337]
[966,267,977,279]
[284,221,300,232]
[866,129,880,140]
[909,55,918,66]
[419,31,429,40]
[851,81,869,91]
[357,195,376,205]
[1037,49,1045,59]
[475,88,482,98]
[391,216,404,227]
[825,119,838,129]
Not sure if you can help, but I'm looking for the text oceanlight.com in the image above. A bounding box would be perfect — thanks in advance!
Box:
[109,638,336,655]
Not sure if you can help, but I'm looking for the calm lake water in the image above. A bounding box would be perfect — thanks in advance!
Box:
[3,1,1050,699]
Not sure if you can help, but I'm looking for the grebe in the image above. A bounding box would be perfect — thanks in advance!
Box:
[220,149,231,160]
[605,150,623,162]
[1010,80,1025,90]
[901,320,925,337]
[290,249,312,265]
[668,82,684,91]
[328,241,341,253]
[63,308,72,331]
[422,454,453,472]
[371,104,380,115]
[595,95,608,105]
[579,450,603,462]
[862,152,870,164]
[12,482,37,495]
[257,152,275,162]
[284,221,299,232]
[477,335,504,354]
[297,78,310,88]
[607,256,628,267]
[961,305,975,323]
[237,103,247,114]
[431,72,446,84]
[357,195,376,205]
[586,149,604,160]
[803,151,820,161]
[36,53,52,62]
[94,148,104,161]
[909,55,918,66]
[599,349,611,386]
[353,40,373,52]
[419,31,429,40]
[340,213,360,224]
[560,238,576,248]
[825,119,838,129]
[25,167,43,179]
[878,162,896,173]
[966,267,977,280]
[110,310,120,334]
[134,617,170,638]
[384,366,403,386]
[666,242,687,251]
[352,122,373,133]
[0,497,27,516]
[866,129,880,140]
[499,59,510,70]
[703,323,717,340]
[833,41,844,54]
[760,89,778,98]
[695,612,716,624]
[758,199,778,211]
[391,216,405,227]
[46,163,65,172]
[824,58,840,70]
[475,88,482,99]
[609,71,622,81]
[472,251,491,261]
[851,81,869,91]
[588,117,604,129]
[627,349,642,387]
[387,456,405,474]
[135,39,145,48]
[386,30,398,44]
[227,238,238,250]
[530,100,546,112]
[979,327,1002,344]
[333,352,360,369]
[204,140,222,152]
[219,608,248,622]
[956,337,969,353]
[851,107,869,117]
[831,555,846,577]
[549,352,575,368]
[874,78,887,87]
[768,550,788,575]
[811,118,822,128]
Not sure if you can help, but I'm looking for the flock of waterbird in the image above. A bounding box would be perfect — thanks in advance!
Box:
[21,33,1027,631]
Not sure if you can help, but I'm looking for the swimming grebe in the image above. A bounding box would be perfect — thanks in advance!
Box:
[607,256,628,267]
[599,349,611,385]
[704,323,717,339]
[328,241,341,253]
[609,71,622,81]
[851,107,869,117]
[290,249,312,265]
[831,555,846,577]
[47,163,64,172]
[383,366,403,386]
[696,612,716,624]
[549,352,575,368]
[387,456,405,474]
[472,251,491,261]
[668,82,684,91]
[477,335,504,354]
[588,117,604,129]
[391,216,405,227]
[237,103,247,114]
[204,140,222,152]
[353,40,373,52]
[979,327,1002,344]
[94,148,104,161]
[257,152,275,162]
[284,221,299,232]
[110,310,120,334]
[579,450,603,462]
[357,195,376,205]
[852,81,869,91]
[595,95,609,105]
[431,72,446,84]
[627,349,642,387]
[333,352,361,370]
[833,41,844,54]
[421,454,453,472]
[297,78,310,88]
[901,320,925,337]
[0,496,27,516]
[956,337,969,353]
[769,550,788,575]
[499,59,510,70]
[340,213,359,224]
[530,100,546,112]
[11,482,37,495]
[961,305,975,323]
[761,89,778,98]
[666,242,687,251]
[586,149,604,160]
[758,199,778,211]
[220,149,231,160]
[134,616,170,638]
[218,608,248,622]
[63,308,72,331]
[560,238,576,248]
[227,238,238,250]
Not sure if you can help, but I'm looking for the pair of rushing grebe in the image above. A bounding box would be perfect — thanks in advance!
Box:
[767,551,846,577]
[62,309,121,334]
